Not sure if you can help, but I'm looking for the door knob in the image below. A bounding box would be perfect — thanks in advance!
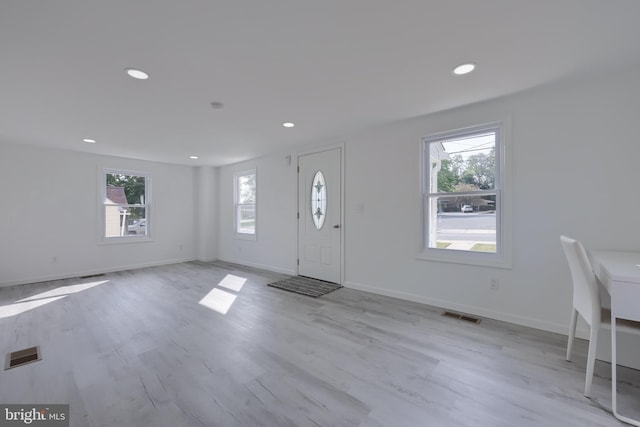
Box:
[333,224,340,229]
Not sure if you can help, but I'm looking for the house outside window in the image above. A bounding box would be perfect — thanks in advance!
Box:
[102,170,150,241]
[421,122,510,268]
[234,170,256,238]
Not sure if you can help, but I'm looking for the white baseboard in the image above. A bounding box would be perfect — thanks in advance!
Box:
[343,280,640,370]
[217,257,296,276]
[0,257,195,288]
[1,256,294,288]
[343,280,574,337]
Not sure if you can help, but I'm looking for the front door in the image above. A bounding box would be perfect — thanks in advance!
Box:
[298,148,342,283]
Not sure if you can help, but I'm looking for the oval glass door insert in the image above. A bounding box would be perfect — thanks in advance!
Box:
[311,171,327,229]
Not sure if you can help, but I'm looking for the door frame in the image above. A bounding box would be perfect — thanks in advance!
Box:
[296,143,345,284]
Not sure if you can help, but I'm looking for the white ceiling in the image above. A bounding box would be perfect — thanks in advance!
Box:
[1,0,639,166]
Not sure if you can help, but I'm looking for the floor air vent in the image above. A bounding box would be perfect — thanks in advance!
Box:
[80,273,105,279]
[442,311,481,324]
[5,346,41,370]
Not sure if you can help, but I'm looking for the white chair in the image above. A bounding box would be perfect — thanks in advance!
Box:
[561,235,640,397]
[561,235,602,397]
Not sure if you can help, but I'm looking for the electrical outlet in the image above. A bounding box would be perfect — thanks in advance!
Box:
[490,279,499,291]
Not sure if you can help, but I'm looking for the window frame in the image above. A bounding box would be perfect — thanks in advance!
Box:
[418,122,511,269]
[99,168,152,244]
[233,169,257,240]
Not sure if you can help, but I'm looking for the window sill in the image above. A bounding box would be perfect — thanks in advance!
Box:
[233,233,256,241]
[416,249,512,269]
[98,236,153,245]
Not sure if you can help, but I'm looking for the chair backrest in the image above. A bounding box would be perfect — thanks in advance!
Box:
[560,235,601,326]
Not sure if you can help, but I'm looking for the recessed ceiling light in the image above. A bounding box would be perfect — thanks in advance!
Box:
[83,138,96,143]
[282,122,295,128]
[452,63,476,76]
[189,156,199,160]
[125,68,150,80]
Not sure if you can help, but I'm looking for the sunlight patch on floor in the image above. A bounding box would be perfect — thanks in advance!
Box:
[0,296,67,319]
[0,280,109,319]
[198,274,247,315]
[17,280,109,303]
[217,274,247,292]
[199,288,237,315]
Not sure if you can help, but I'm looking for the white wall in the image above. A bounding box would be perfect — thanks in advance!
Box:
[217,153,298,275]
[195,166,219,262]
[217,63,640,344]
[0,143,197,286]
[343,64,640,335]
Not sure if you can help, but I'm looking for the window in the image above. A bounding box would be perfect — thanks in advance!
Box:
[421,122,509,267]
[102,170,150,240]
[234,170,256,237]
[311,171,327,230]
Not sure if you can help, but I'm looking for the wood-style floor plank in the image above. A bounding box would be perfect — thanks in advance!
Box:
[0,261,638,426]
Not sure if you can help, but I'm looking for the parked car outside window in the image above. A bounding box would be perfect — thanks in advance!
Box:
[461,205,473,213]
[128,219,146,234]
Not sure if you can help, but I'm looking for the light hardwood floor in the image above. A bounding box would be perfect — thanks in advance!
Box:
[0,261,638,426]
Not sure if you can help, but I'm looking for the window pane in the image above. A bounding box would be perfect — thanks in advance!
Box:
[104,206,147,238]
[311,171,326,230]
[238,174,256,204]
[104,171,148,239]
[428,194,497,253]
[237,204,255,234]
[422,123,506,265]
[126,207,147,236]
[431,133,495,193]
[106,173,146,204]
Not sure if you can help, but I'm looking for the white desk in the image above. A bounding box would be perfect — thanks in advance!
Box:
[590,250,640,426]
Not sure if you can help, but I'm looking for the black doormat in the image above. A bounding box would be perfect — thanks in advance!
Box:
[267,276,342,298]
